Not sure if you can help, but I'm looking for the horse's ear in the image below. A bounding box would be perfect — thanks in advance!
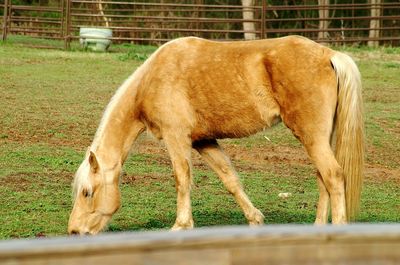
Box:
[89,151,99,173]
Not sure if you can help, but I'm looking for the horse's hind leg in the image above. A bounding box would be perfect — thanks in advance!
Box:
[315,172,330,224]
[283,113,346,224]
[307,141,346,224]
[315,127,339,224]
[162,130,194,230]
[193,139,264,225]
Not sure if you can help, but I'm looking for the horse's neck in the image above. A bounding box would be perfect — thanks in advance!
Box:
[91,75,139,170]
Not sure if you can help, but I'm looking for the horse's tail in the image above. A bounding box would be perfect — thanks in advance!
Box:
[330,52,364,221]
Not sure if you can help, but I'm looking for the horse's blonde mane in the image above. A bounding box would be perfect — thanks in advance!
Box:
[72,159,92,199]
[90,39,175,150]
[72,66,140,200]
[92,73,138,149]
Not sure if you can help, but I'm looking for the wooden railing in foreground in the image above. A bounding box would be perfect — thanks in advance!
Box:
[0,224,400,265]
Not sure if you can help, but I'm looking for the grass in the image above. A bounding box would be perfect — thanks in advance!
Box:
[0,36,399,239]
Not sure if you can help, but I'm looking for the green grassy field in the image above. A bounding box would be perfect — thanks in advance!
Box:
[0,37,399,239]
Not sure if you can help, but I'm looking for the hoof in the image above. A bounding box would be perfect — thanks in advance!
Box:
[314,219,327,225]
[171,220,194,231]
[248,209,265,226]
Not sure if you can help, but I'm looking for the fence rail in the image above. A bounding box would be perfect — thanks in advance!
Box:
[0,224,400,265]
[1,1,400,48]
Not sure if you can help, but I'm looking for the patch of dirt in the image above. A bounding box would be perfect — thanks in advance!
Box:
[130,136,311,174]
[121,173,172,185]
[0,174,32,192]
[2,126,93,148]
[365,166,400,185]
[0,172,72,192]
[4,133,397,193]
[131,137,399,185]
[224,144,311,166]
[134,136,167,155]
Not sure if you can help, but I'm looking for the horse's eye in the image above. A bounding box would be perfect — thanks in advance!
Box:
[82,188,93,198]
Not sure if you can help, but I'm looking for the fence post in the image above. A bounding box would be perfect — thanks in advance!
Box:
[64,0,71,50]
[368,0,381,47]
[61,0,65,44]
[261,0,266,39]
[2,0,10,41]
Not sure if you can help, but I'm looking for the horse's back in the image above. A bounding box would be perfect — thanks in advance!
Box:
[138,36,337,141]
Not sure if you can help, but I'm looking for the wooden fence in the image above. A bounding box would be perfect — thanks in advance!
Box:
[1,1,400,48]
[0,224,400,265]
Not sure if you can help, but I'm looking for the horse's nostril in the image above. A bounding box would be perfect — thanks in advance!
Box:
[84,232,91,236]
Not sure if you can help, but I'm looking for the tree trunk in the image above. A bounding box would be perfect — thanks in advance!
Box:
[242,0,256,40]
[98,0,109,27]
[2,0,10,41]
[368,0,381,47]
[318,0,330,41]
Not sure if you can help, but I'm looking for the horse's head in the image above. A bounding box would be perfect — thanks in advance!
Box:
[68,150,121,235]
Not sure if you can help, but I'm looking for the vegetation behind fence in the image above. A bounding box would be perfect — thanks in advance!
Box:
[0,0,400,46]
[1,1,400,47]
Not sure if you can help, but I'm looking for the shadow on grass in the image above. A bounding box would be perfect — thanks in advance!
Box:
[108,209,315,233]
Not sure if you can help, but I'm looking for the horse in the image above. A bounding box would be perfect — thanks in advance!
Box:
[68,36,364,235]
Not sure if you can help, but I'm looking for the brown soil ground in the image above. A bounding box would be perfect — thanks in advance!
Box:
[133,136,400,185]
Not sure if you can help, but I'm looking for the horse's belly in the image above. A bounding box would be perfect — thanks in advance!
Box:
[191,102,281,141]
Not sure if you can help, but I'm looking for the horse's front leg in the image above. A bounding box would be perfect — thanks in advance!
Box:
[163,132,194,230]
[193,139,264,226]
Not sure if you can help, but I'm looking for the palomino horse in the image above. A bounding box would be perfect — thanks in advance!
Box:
[68,36,364,235]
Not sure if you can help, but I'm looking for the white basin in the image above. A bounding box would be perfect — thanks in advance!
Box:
[79,28,112,52]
